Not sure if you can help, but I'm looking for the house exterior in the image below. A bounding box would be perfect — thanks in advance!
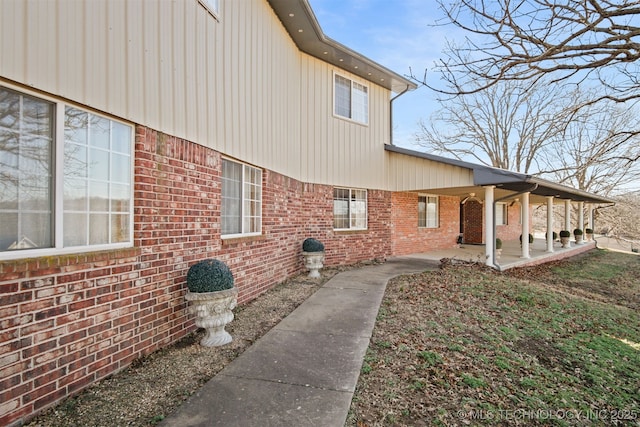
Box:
[0,1,611,425]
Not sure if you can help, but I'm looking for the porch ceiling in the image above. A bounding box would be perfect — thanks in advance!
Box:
[385,145,614,205]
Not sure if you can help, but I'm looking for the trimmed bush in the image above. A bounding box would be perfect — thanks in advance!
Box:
[186,259,234,293]
[585,228,593,234]
[302,238,324,252]
[559,230,571,238]
[574,228,583,236]
[495,238,503,249]
[546,231,558,241]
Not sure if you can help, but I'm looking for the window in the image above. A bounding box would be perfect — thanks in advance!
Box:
[221,159,262,237]
[0,86,133,258]
[199,0,220,16]
[334,73,368,124]
[496,203,508,225]
[418,195,439,228]
[333,188,367,230]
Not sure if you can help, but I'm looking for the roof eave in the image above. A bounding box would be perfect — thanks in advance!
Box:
[266,0,417,93]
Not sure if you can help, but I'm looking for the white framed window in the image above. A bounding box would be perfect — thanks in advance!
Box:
[333,188,367,230]
[199,0,220,17]
[0,85,133,260]
[333,73,368,124]
[221,158,262,237]
[418,195,439,228]
[496,202,508,225]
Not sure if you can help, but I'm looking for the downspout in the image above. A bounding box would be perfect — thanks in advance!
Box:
[389,85,411,145]
[492,183,539,270]
[591,203,616,249]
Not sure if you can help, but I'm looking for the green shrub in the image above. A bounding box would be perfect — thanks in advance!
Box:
[546,231,558,241]
[585,228,593,234]
[186,259,234,293]
[574,228,583,236]
[302,238,324,252]
[559,230,571,238]
[495,238,503,249]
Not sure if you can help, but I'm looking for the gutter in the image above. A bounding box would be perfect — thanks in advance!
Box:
[492,183,539,270]
[389,84,412,145]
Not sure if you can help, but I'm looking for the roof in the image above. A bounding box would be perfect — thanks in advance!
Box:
[266,0,418,93]
[385,145,614,204]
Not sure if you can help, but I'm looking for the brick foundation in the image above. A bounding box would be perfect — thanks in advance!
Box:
[0,126,393,426]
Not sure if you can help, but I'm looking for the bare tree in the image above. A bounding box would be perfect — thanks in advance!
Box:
[415,78,575,173]
[540,90,640,194]
[595,192,640,245]
[431,0,640,104]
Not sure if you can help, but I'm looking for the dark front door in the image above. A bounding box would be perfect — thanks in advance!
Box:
[462,200,483,244]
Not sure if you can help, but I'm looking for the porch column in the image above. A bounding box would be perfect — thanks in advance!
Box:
[588,205,594,230]
[546,196,554,253]
[564,199,571,232]
[485,186,495,266]
[521,192,530,258]
[578,201,585,243]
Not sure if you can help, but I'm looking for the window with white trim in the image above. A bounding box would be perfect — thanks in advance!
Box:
[333,188,367,230]
[334,73,368,124]
[496,202,508,225]
[0,86,133,258]
[221,159,262,237]
[418,195,439,228]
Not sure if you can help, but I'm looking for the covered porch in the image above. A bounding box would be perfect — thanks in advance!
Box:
[401,236,597,271]
[385,145,614,269]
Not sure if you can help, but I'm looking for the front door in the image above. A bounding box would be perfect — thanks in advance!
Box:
[462,200,483,244]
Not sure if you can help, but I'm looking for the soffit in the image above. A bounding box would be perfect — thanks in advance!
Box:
[266,0,417,93]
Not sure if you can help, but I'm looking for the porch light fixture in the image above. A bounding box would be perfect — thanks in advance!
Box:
[461,193,483,204]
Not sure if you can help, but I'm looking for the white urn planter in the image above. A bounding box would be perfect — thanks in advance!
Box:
[302,251,325,278]
[560,237,571,248]
[185,288,238,347]
[185,258,237,347]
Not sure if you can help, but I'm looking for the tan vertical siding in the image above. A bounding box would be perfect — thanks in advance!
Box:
[385,152,475,191]
[298,56,391,188]
[1,0,404,189]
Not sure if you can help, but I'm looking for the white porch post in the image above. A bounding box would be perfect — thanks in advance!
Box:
[485,186,495,266]
[546,196,554,253]
[564,199,571,232]
[521,192,530,258]
[588,205,594,230]
[578,201,585,243]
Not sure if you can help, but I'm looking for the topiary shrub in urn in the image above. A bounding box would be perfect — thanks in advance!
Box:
[559,230,571,248]
[302,238,325,278]
[185,259,238,347]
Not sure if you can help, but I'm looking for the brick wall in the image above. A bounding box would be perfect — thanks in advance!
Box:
[0,126,393,426]
[391,192,460,255]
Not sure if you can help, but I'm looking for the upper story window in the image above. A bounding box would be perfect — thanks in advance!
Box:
[0,85,133,259]
[333,188,367,230]
[221,158,262,238]
[334,73,368,124]
[199,0,220,18]
[418,195,439,228]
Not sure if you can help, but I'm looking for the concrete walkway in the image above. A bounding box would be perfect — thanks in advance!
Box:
[160,257,437,427]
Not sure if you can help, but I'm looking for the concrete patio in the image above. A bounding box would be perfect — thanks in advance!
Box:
[399,237,597,271]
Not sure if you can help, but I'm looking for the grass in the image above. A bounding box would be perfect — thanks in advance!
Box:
[347,250,640,426]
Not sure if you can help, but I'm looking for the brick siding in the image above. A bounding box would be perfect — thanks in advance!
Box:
[0,126,393,426]
[391,192,461,255]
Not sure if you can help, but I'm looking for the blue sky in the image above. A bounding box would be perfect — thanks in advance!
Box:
[308,0,454,149]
